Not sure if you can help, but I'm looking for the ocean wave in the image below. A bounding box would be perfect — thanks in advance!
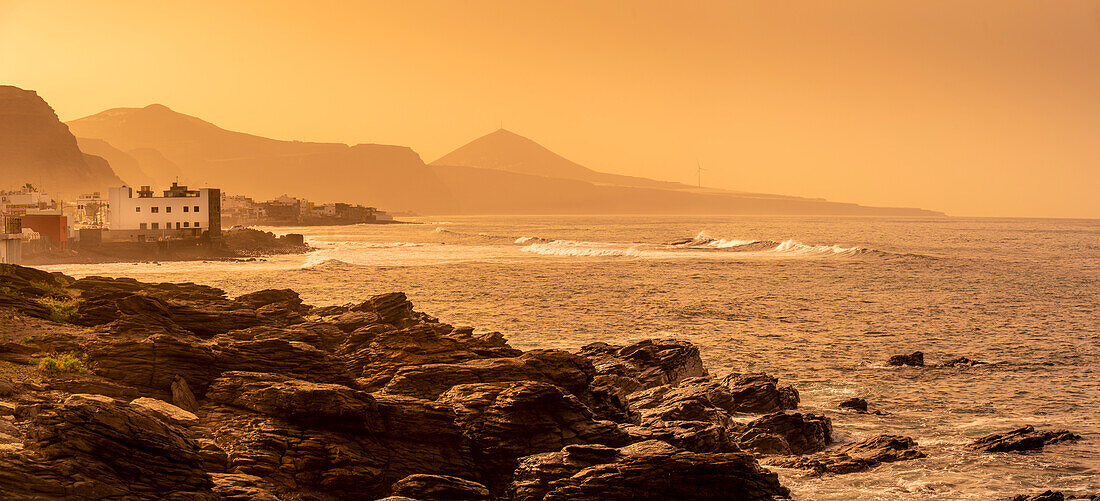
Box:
[518,240,652,257]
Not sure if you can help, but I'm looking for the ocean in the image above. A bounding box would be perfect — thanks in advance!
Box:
[43,215,1100,500]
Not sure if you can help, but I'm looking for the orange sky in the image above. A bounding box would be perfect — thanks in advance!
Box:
[2,0,1098,218]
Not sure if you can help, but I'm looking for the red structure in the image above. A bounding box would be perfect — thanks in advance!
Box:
[19,214,68,245]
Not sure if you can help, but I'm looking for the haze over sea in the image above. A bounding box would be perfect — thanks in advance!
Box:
[44,215,1099,500]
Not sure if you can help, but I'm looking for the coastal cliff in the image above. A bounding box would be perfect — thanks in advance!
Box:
[0,264,1005,500]
[0,86,122,195]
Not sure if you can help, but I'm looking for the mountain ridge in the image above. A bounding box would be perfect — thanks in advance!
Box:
[66,104,943,216]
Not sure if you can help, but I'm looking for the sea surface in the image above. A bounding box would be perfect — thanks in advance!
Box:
[43,215,1100,500]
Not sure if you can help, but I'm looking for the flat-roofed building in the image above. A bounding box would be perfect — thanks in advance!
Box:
[107,183,221,241]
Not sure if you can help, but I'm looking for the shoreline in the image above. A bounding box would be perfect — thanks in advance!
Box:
[0,263,1085,500]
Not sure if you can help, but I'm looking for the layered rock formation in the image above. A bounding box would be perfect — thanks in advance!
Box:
[0,86,123,195]
[0,262,935,499]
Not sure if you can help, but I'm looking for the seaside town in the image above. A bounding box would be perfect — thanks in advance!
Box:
[0,183,393,265]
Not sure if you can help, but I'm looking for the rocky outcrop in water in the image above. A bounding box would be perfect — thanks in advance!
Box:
[0,264,806,499]
[886,351,924,367]
[764,434,925,474]
[1005,491,1100,501]
[970,426,1081,453]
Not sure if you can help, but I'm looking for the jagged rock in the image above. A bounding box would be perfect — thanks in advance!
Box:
[214,337,353,386]
[886,351,924,367]
[341,324,487,390]
[437,381,630,491]
[621,420,737,453]
[43,373,144,400]
[510,440,788,501]
[765,434,925,474]
[0,394,214,499]
[88,333,219,396]
[736,412,832,455]
[389,474,491,500]
[580,340,706,394]
[938,357,987,367]
[209,473,281,500]
[206,371,377,430]
[721,373,800,413]
[130,397,199,427]
[969,426,1081,452]
[352,292,417,326]
[383,350,594,401]
[1006,491,1100,501]
[171,375,198,413]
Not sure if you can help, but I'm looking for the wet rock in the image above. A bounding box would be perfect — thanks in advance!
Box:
[938,356,987,367]
[969,425,1081,452]
[1006,491,1100,501]
[736,411,832,455]
[886,351,924,367]
[766,434,925,474]
[352,292,417,326]
[389,474,491,500]
[838,397,868,412]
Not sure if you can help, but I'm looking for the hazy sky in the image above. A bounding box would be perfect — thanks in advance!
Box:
[2,1,1098,217]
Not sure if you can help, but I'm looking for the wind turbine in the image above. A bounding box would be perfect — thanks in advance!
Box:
[696,161,707,188]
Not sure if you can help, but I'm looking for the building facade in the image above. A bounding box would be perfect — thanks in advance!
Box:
[108,184,221,240]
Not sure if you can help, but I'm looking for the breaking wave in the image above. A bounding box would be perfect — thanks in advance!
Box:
[518,231,903,259]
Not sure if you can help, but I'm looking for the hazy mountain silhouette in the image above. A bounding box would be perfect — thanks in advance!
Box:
[0,86,122,195]
[68,105,941,216]
[432,129,695,190]
[68,104,456,213]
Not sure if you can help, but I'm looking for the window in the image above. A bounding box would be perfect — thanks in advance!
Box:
[166,206,172,213]
[183,206,189,213]
[139,223,147,230]
[194,222,201,228]
[151,223,159,229]
[175,222,181,229]
[135,207,141,212]
[183,222,189,227]
[193,206,200,212]
[151,207,159,214]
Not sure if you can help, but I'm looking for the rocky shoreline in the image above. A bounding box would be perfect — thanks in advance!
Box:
[0,263,1086,500]
[21,228,310,266]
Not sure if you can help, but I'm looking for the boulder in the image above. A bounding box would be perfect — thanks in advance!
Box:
[389,474,491,500]
[171,375,198,413]
[838,397,868,412]
[766,434,925,474]
[886,351,924,367]
[969,426,1081,452]
[938,357,987,367]
[736,412,832,455]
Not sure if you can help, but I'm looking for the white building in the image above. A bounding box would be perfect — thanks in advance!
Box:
[107,183,221,240]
